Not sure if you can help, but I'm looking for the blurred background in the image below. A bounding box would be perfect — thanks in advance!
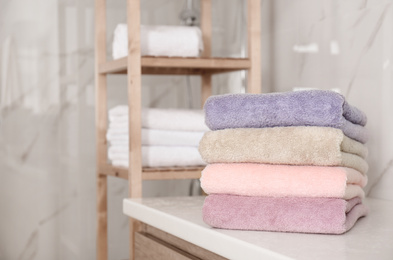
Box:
[0,0,392,259]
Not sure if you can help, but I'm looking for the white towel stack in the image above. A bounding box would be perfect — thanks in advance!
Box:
[112,24,204,59]
[107,106,209,168]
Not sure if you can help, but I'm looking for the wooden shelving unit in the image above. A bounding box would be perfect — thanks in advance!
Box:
[94,0,261,259]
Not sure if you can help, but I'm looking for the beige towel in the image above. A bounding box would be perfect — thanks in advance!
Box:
[199,127,368,174]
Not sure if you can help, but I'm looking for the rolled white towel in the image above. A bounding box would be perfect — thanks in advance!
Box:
[112,24,203,59]
[106,128,205,147]
[108,146,205,168]
[108,106,209,132]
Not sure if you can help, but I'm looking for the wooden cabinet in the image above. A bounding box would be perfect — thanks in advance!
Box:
[135,233,195,260]
[134,223,227,260]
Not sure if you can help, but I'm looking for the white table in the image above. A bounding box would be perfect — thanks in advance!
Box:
[123,197,393,260]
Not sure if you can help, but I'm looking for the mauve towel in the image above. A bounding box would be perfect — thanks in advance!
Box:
[199,127,369,174]
[204,90,368,143]
[201,164,367,200]
[202,195,368,234]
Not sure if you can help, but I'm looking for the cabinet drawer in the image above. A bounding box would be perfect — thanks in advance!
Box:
[135,232,198,260]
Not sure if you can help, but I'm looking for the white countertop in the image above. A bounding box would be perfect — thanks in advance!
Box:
[123,197,393,260]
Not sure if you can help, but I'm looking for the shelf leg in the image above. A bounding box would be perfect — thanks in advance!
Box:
[95,0,108,257]
[126,0,142,199]
[96,174,108,260]
[127,0,143,259]
[247,0,262,93]
[201,0,212,57]
[201,73,212,107]
[200,0,212,107]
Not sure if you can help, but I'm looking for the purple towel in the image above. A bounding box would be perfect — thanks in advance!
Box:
[202,194,368,234]
[204,90,368,143]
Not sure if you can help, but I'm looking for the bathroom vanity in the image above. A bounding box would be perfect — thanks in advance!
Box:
[123,196,393,260]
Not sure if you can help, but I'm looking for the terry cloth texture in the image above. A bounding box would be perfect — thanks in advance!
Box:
[199,127,368,174]
[201,164,367,199]
[202,194,368,234]
[204,90,368,143]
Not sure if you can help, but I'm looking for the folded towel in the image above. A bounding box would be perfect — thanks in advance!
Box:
[204,90,368,143]
[109,106,209,132]
[106,128,204,147]
[201,164,367,199]
[108,146,205,168]
[202,195,368,234]
[112,24,203,59]
[108,120,128,129]
[199,127,368,174]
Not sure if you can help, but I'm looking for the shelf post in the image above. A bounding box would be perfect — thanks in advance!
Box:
[127,0,142,259]
[126,0,142,199]
[247,0,262,93]
[200,0,212,107]
[95,0,108,259]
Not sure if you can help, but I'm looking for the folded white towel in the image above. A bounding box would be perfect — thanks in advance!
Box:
[109,121,128,129]
[108,146,205,168]
[108,106,209,132]
[106,128,204,147]
[112,24,203,59]
[109,139,128,146]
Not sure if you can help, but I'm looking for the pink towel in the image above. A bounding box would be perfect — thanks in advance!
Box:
[202,195,368,234]
[201,164,367,200]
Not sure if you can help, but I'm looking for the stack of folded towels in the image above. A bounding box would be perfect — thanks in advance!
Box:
[107,106,208,168]
[199,90,369,234]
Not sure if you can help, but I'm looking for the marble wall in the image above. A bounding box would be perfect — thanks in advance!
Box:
[0,0,392,259]
[263,0,393,199]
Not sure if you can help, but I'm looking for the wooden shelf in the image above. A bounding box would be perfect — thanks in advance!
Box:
[99,56,251,75]
[99,164,204,180]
